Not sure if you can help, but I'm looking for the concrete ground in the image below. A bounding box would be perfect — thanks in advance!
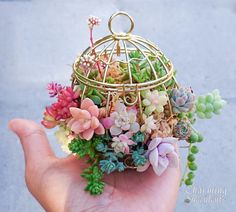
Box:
[0,0,235,211]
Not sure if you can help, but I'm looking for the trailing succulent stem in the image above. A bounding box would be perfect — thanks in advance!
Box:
[69,136,105,195]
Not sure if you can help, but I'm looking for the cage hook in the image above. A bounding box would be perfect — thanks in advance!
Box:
[108,11,134,35]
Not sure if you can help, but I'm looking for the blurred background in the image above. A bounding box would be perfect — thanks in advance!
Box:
[0,0,235,211]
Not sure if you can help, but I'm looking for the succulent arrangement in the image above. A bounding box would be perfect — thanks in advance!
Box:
[41,13,226,195]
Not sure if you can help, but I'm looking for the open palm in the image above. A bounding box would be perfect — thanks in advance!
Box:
[9,119,180,212]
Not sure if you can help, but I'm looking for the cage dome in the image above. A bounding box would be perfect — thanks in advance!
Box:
[72,11,178,118]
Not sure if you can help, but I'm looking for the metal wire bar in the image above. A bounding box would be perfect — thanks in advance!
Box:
[102,41,118,82]
[133,37,170,75]
[134,36,170,61]
[98,55,156,66]
[97,40,116,57]
[134,35,162,54]
[105,91,111,117]
[128,40,158,80]
[161,84,173,117]
[86,35,114,55]
[122,84,139,106]
[130,36,179,87]
[73,35,113,71]
[122,40,133,84]
[81,85,87,99]
[132,37,157,55]
[99,47,153,54]
[74,68,173,92]
[73,69,174,93]
[80,66,93,99]
[137,90,143,122]
[74,65,174,92]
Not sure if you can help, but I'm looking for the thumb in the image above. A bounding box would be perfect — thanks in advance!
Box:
[9,119,55,166]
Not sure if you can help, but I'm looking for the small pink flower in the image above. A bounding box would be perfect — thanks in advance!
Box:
[47,82,63,97]
[137,137,179,176]
[111,133,136,154]
[67,98,105,140]
[80,55,95,70]
[87,16,101,29]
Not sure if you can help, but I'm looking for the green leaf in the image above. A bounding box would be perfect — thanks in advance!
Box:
[131,63,138,73]
[129,50,142,59]
[92,89,105,100]
[106,76,115,84]
[89,95,102,105]
[87,88,94,96]
[139,61,148,69]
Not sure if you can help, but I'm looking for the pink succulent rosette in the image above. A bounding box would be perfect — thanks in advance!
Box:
[111,133,136,154]
[137,137,179,176]
[68,98,105,140]
[102,100,140,136]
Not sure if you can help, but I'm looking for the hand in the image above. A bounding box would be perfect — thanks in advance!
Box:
[9,119,181,212]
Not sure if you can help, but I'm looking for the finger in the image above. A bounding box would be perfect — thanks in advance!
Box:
[8,118,55,166]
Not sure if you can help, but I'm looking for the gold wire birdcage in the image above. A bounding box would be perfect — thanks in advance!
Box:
[72,11,178,119]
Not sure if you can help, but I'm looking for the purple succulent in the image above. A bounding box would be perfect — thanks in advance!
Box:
[170,87,195,113]
[137,137,179,176]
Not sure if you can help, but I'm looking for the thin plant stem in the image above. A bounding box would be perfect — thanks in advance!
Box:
[90,28,103,78]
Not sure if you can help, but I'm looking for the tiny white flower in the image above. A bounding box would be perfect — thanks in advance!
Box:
[80,55,95,69]
[87,16,101,29]
[141,115,157,134]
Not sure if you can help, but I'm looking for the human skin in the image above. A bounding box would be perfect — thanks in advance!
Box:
[9,119,181,212]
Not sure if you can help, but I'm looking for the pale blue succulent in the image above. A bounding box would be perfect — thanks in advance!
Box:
[170,87,195,113]
[99,160,116,174]
[132,150,147,166]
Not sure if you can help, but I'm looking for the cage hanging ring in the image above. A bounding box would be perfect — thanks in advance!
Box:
[108,11,134,35]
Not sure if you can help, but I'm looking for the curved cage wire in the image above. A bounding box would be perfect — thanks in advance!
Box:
[72,11,178,118]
